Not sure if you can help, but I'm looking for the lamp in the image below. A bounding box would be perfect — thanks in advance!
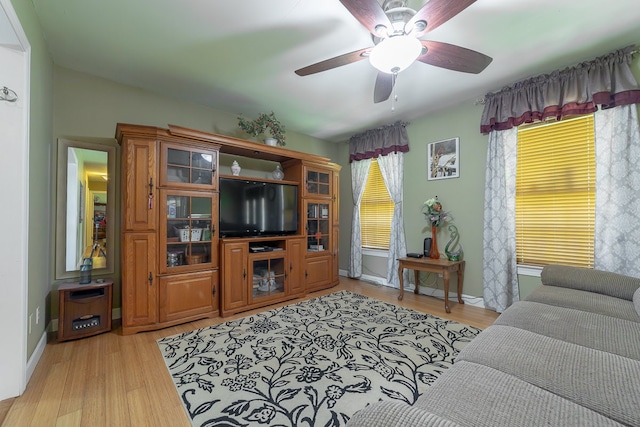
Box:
[369,35,422,74]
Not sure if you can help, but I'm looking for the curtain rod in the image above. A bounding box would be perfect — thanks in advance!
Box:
[474,45,639,106]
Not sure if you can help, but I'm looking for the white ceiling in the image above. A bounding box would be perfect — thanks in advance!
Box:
[17,1,640,141]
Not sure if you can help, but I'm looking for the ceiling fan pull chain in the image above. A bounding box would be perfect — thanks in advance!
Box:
[391,71,398,112]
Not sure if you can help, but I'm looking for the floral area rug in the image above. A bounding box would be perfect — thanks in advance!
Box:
[157,291,482,427]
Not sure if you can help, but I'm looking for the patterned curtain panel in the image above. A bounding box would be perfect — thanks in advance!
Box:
[482,128,519,313]
[480,46,640,134]
[377,152,408,286]
[348,121,410,282]
[349,121,410,162]
[349,158,371,278]
[594,105,640,278]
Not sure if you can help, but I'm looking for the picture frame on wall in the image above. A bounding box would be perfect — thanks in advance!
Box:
[427,137,460,180]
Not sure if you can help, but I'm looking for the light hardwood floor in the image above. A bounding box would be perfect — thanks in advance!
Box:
[1,277,499,427]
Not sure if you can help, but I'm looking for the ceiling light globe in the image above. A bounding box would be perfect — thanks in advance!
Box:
[369,35,422,74]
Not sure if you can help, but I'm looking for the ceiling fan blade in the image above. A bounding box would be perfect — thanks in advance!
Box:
[295,47,372,76]
[418,40,492,74]
[339,0,392,38]
[407,0,476,37]
[374,72,394,103]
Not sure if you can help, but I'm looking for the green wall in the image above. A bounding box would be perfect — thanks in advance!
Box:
[335,101,492,299]
[50,65,339,320]
[336,51,640,304]
[12,0,640,368]
[403,101,489,298]
[53,66,338,159]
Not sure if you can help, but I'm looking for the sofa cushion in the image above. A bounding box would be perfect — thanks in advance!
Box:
[494,301,640,360]
[456,325,640,427]
[525,284,640,322]
[347,401,461,427]
[634,287,640,316]
[541,264,640,300]
[413,361,624,427]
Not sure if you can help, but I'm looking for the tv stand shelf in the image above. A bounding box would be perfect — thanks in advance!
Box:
[218,174,298,186]
[221,236,305,316]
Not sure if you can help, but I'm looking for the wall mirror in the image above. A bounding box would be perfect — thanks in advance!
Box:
[55,138,118,280]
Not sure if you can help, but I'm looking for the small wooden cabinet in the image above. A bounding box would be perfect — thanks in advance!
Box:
[287,237,306,297]
[122,232,157,328]
[118,124,220,334]
[122,137,157,232]
[303,165,332,198]
[58,280,113,342]
[249,252,286,302]
[158,270,218,322]
[220,237,306,316]
[304,199,333,291]
[160,142,218,190]
[159,189,218,274]
[332,226,340,284]
[221,241,248,312]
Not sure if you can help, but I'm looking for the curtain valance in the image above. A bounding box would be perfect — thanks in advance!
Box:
[349,121,410,162]
[480,46,640,134]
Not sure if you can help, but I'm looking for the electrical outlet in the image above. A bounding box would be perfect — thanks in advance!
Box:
[29,314,32,334]
[438,273,443,278]
[36,306,40,325]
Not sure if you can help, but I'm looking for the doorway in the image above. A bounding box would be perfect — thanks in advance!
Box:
[0,0,30,400]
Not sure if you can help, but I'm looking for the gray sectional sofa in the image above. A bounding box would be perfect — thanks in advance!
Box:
[347,265,640,426]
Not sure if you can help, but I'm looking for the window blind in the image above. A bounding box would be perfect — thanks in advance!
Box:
[360,159,393,250]
[516,115,595,268]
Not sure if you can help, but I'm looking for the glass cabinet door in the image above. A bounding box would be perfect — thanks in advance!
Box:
[305,168,330,197]
[160,190,215,273]
[250,256,285,301]
[162,142,217,189]
[306,201,330,253]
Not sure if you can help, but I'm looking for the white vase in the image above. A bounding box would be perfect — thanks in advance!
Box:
[264,138,278,146]
[231,160,241,176]
[272,164,284,180]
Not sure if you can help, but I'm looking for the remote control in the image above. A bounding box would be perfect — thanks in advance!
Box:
[406,253,423,258]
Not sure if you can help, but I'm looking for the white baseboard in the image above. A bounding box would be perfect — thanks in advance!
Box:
[26,331,47,384]
[339,269,485,308]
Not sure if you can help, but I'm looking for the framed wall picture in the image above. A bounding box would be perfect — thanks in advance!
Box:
[427,137,460,180]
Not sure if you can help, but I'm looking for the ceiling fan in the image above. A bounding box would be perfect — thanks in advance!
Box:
[295,0,492,103]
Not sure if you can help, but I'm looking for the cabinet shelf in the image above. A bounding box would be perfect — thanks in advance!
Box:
[162,143,218,189]
[221,236,306,316]
[219,174,298,186]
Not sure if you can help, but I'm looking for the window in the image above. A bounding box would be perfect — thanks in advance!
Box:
[516,115,595,268]
[360,159,394,250]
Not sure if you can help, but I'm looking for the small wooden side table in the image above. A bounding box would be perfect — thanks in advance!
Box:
[397,257,465,313]
[58,279,113,342]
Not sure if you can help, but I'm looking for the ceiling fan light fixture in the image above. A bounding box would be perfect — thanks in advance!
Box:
[369,35,422,74]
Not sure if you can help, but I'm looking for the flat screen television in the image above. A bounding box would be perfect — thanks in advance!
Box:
[219,177,298,237]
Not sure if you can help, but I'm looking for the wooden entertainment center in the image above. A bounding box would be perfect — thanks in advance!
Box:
[116,123,341,334]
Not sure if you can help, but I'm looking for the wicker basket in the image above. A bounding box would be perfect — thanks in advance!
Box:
[178,228,202,242]
[186,254,206,265]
